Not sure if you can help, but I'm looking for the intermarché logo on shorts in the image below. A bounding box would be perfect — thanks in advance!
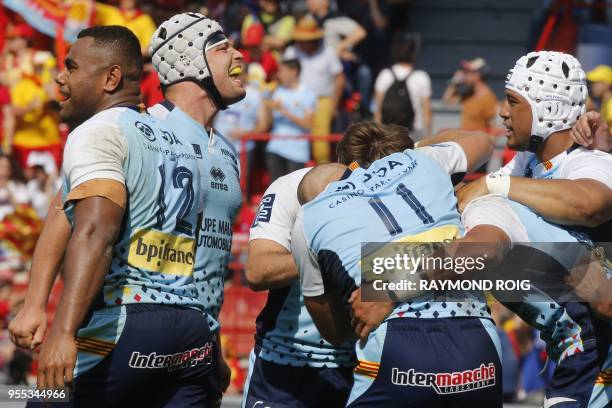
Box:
[129,343,213,372]
[128,229,195,276]
[391,363,496,394]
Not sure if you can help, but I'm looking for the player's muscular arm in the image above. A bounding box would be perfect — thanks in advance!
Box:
[566,262,612,322]
[508,178,612,227]
[304,291,352,346]
[9,190,70,349]
[55,196,124,332]
[347,219,508,341]
[38,195,124,389]
[445,225,511,265]
[456,177,488,212]
[246,239,299,291]
[418,129,493,173]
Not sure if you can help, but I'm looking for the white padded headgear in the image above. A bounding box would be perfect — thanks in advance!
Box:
[505,51,587,146]
[149,12,225,86]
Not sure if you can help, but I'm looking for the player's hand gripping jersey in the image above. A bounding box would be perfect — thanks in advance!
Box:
[299,148,490,321]
[150,101,243,331]
[463,195,612,408]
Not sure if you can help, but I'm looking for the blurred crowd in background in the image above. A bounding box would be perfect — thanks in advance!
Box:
[0,0,610,403]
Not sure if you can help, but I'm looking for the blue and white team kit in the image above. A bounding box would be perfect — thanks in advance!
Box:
[479,145,612,408]
[284,144,502,407]
[53,102,240,406]
[463,195,612,408]
[245,167,356,408]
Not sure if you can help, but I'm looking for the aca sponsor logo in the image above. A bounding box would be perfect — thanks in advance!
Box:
[160,130,182,145]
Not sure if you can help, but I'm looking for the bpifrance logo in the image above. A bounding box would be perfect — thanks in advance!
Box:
[128,229,195,276]
[391,363,496,394]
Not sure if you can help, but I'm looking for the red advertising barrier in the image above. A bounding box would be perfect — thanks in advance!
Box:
[218,285,267,356]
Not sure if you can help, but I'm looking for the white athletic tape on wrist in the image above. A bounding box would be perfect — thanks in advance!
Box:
[485,173,511,198]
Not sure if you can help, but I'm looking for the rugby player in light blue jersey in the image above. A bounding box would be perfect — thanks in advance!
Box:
[148,12,247,398]
[244,121,494,407]
[452,51,612,407]
[9,18,247,406]
[294,147,504,406]
[459,195,611,408]
[457,51,612,242]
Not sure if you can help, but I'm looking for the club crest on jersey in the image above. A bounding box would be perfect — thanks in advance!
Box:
[192,144,203,159]
[252,193,275,227]
[391,363,496,394]
[135,121,156,141]
[335,181,356,192]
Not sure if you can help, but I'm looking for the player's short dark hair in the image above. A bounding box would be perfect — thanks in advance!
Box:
[390,32,420,64]
[337,121,414,168]
[77,25,143,81]
[281,58,301,74]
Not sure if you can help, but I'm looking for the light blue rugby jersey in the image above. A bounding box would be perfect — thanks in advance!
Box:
[496,145,612,245]
[464,195,612,363]
[150,102,243,331]
[62,106,206,309]
[249,168,355,368]
[302,149,491,321]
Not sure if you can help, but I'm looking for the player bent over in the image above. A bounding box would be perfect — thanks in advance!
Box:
[243,122,493,407]
[293,158,503,405]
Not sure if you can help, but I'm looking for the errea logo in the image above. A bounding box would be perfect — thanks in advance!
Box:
[210,167,226,182]
[210,167,228,191]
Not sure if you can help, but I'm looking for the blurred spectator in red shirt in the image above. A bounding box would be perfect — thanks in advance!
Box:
[242,0,295,55]
[240,23,279,82]
[8,51,61,170]
[1,23,36,87]
[140,58,164,108]
[0,82,14,155]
